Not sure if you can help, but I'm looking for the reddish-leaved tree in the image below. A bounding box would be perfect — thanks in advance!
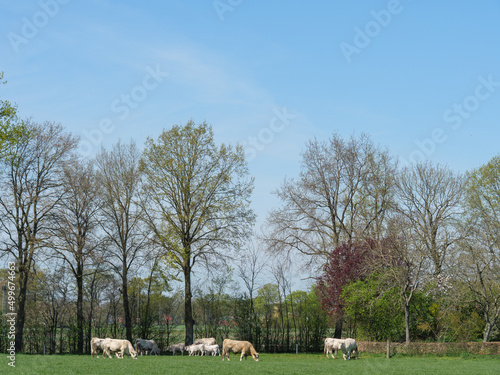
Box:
[316,240,377,338]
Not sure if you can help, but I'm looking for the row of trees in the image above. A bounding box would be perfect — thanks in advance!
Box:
[0,262,331,354]
[265,133,500,344]
[1,74,255,353]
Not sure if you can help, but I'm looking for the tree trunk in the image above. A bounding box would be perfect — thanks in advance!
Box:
[184,263,194,345]
[249,292,254,343]
[334,316,343,338]
[141,271,154,338]
[59,324,64,354]
[483,321,492,343]
[122,267,133,343]
[76,265,84,354]
[87,270,97,354]
[404,302,411,345]
[15,264,29,353]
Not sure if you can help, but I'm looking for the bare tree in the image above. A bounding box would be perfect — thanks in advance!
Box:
[265,133,396,268]
[395,161,465,275]
[95,140,146,343]
[140,121,254,345]
[137,252,165,339]
[83,258,109,346]
[47,158,101,353]
[0,121,78,352]
[271,258,294,352]
[374,217,428,345]
[37,265,70,354]
[237,240,267,343]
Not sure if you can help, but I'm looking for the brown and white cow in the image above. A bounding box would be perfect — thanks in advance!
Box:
[222,339,259,361]
[102,339,138,359]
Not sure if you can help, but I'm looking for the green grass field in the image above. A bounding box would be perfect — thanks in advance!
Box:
[7,353,500,375]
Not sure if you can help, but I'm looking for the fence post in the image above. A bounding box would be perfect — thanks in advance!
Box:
[296,344,298,355]
[387,339,390,359]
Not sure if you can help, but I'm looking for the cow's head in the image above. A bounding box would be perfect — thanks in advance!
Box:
[252,352,259,361]
[131,349,138,359]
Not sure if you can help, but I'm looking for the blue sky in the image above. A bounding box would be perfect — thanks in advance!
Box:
[2,1,500,283]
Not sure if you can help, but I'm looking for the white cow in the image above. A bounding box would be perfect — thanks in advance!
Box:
[324,338,345,359]
[103,339,138,359]
[194,337,216,346]
[135,338,160,355]
[204,344,220,356]
[90,337,112,358]
[187,343,205,356]
[340,338,358,360]
[166,342,185,356]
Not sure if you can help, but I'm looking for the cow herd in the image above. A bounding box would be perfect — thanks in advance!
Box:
[90,336,358,361]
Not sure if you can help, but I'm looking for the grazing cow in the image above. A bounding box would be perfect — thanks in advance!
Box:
[194,337,216,346]
[324,338,345,359]
[204,344,220,356]
[166,342,185,356]
[102,339,138,359]
[91,337,112,358]
[222,339,259,361]
[135,338,160,355]
[340,338,358,360]
[186,343,205,356]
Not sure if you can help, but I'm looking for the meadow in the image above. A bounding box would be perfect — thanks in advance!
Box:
[7,353,500,375]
